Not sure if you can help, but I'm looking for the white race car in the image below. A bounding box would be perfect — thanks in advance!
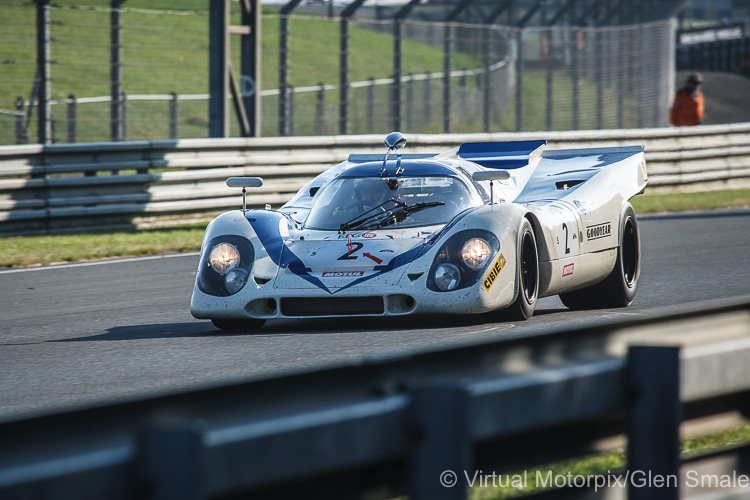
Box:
[190,132,647,331]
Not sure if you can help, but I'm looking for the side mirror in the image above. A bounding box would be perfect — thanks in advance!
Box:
[384,131,407,150]
[472,171,510,205]
[227,177,263,188]
[472,171,510,182]
[226,177,263,212]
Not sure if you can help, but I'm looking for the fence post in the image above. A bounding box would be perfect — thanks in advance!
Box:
[315,82,325,136]
[339,19,349,135]
[393,19,403,132]
[169,92,178,140]
[572,29,581,131]
[67,94,76,143]
[36,0,51,145]
[279,14,289,136]
[409,385,471,500]
[121,90,127,142]
[596,30,603,130]
[443,23,452,134]
[287,85,294,136]
[406,73,414,131]
[482,27,491,133]
[15,97,26,145]
[111,0,124,142]
[367,78,375,134]
[425,72,432,126]
[459,69,467,121]
[515,29,524,132]
[626,345,681,500]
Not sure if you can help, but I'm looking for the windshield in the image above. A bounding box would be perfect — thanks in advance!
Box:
[305,175,475,231]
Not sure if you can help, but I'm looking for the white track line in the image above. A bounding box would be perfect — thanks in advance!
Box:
[0,252,201,275]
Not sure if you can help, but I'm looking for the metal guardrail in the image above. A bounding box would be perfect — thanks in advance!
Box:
[1,123,750,234]
[0,298,749,500]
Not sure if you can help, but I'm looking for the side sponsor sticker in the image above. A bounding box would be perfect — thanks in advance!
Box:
[586,222,611,241]
[562,263,575,277]
[482,254,507,292]
[322,271,364,277]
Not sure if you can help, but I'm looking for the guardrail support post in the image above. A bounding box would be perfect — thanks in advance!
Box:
[15,97,26,144]
[169,92,178,140]
[409,385,471,500]
[138,424,206,500]
[626,345,681,500]
[67,94,76,143]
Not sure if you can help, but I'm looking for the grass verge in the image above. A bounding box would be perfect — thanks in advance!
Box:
[1,189,749,269]
[468,424,750,499]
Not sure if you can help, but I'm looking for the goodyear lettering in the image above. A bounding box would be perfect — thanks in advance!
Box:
[322,271,364,277]
[482,254,506,292]
[586,222,611,240]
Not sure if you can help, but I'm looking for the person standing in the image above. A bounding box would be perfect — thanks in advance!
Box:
[670,73,704,126]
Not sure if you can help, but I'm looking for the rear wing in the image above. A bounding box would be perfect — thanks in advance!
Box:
[457,140,546,169]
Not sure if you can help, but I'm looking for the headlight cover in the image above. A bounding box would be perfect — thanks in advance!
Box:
[427,229,500,292]
[434,263,461,291]
[461,238,491,270]
[198,235,254,296]
[209,242,240,274]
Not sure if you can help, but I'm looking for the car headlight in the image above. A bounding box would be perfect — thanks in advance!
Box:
[461,238,491,270]
[427,230,500,292]
[198,235,254,297]
[209,242,240,274]
[434,263,460,291]
[225,268,249,294]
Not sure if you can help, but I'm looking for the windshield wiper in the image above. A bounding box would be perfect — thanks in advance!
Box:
[339,200,444,233]
[339,199,402,233]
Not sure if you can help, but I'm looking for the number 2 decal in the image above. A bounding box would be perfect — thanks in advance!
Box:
[562,223,571,255]
[338,241,363,260]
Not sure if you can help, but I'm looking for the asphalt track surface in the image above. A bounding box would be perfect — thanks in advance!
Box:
[1,209,749,421]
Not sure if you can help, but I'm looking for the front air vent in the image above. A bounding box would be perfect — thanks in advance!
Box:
[280,297,384,317]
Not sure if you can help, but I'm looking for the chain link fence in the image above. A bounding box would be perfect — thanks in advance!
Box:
[0,1,674,145]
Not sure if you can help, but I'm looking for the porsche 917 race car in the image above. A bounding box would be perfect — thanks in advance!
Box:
[190,132,647,331]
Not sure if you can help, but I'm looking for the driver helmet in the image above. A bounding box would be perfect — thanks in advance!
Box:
[354,178,390,207]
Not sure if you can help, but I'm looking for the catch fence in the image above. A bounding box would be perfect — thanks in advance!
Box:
[0,1,675,145]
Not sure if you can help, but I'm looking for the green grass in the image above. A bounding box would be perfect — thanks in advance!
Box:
[1,189,748,269]
[631,189,750,214]
[469,424,750,499]
[0,1,481,141]
[0,223,207,269]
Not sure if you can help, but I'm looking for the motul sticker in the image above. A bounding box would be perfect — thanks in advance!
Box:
[562,263,575,277]
[482,254,506,292]
[322,271,364,277]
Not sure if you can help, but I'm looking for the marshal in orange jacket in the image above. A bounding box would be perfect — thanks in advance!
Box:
[669,88,704,126]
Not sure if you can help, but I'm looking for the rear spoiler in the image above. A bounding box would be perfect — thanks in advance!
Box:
[457,140,546,169]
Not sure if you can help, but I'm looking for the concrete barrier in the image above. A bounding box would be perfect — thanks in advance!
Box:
[1,124,749,234]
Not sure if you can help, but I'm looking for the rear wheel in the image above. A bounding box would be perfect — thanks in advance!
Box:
[211,318,267,331]
[559,205,640,309]
[506,219,539,320]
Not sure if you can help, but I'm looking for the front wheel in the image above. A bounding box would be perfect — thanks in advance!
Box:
[506,218,539,320]
[211,318,267,332]
[559,205,640,309]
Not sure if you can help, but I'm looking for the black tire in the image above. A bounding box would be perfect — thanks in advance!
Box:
[211,318,267,331]
[506,218,539,320]
[559,205,640,310]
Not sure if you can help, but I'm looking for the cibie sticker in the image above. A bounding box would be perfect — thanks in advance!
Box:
[483,254,507,292]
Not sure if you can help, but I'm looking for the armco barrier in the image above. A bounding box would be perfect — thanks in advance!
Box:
[1,123,750,234]
[1,298,749,500]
